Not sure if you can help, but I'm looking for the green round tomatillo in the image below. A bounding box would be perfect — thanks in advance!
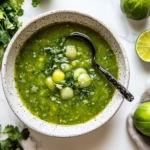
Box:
[134,101,150,137]
[78,73,91,88]
[60,87,74,100]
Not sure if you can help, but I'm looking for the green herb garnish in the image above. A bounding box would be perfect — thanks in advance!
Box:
[0,124,30,150]
[30,85,38,93]
[0,0,24,64]
[43,37,67,75]
[32,0,41,7]
[0,0,43,64]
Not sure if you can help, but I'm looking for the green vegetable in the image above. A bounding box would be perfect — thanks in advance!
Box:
[30,85,38,93]
[0,0,24,64]
[73,68,87,79]
[74,85,95,100]
[32,0,41,7]
[78,73,91,88]
[0,124,30,150]
[45,76,56,91]
[120,0,150,20]
[61,72,78,89]
[60,87,74,100]
[0,0,42,65]
[61,63,71,72]
[66,46,77,60]
[134,102,150,137]
[44,37,67,75]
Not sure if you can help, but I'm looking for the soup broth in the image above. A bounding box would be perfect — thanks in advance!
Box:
[14,23,118,125]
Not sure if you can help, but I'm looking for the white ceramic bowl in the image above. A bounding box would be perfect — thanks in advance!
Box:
[1,10,130,137]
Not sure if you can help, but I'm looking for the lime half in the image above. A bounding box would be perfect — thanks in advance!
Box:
[136,30,150,62]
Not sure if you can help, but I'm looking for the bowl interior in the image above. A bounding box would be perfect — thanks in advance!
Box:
[2,10,129,137]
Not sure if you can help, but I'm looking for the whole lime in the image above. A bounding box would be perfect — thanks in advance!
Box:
[134,102,150,137]
[120,0,150,20]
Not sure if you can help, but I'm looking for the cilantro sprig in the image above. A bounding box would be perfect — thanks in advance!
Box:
[0,124,30,150]
[43,37,67,75]
[0,0,42,64]
[0,0,24,64]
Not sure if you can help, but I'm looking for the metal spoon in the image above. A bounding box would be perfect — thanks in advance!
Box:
[67,32,134,102]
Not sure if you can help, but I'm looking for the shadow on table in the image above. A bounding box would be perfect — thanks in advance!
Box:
[29,120,117,150]
[138,59,150,73]
[126,18,148,32]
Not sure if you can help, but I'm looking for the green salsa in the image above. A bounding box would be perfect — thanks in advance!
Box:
[14,23,118,125]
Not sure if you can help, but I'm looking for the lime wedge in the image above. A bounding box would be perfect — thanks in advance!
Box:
[136,30,150,62]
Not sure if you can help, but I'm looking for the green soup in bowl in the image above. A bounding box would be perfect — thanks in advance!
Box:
[2,10,129,137]
[14,22,118,125]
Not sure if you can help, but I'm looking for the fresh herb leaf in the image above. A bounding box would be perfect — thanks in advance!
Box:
[44,57,57,75]
[32,0,41,7]
[3,125,22,141]
[30,85,38,93]
[8,0,24,11]
[0,124,30,150]
[61,72,78,89]
[0,45,4,62]
[74,85,95,100]
[21,128,30,140]
[17,8,24,16]
[57,36,66,47]
[43,47,56,54]
[0,9,4,19]
[0,138,19,150]
[43,37,67,75]
[3,125,15,133]
[0,30,11,46]
[55,83,63,90]
[0,0,42,64]
[0,0,24,64]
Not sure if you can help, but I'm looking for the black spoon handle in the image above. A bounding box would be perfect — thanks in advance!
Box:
[94,62,134,102]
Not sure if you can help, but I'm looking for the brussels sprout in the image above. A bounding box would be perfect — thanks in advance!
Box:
[60,87,74,100]
[78,73,91,88]
[61,63,71,72]
[45,76,56,91]
[73,68,87,79]
[120,0,150,20]
[66,46,77,60]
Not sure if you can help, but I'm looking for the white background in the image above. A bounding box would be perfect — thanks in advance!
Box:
[1,0,150,149]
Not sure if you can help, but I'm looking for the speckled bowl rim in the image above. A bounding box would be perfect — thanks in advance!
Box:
[1,10,130,137]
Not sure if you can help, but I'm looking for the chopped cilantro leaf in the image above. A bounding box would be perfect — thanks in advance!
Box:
[21,128,30,140]
[30,85,38,93]
[0,124,30,150]
[32,0,41,7]
[43,37,67,75]
[74,85,95,100]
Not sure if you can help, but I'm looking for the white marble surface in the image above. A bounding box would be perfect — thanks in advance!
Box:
[0,0,150,149]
